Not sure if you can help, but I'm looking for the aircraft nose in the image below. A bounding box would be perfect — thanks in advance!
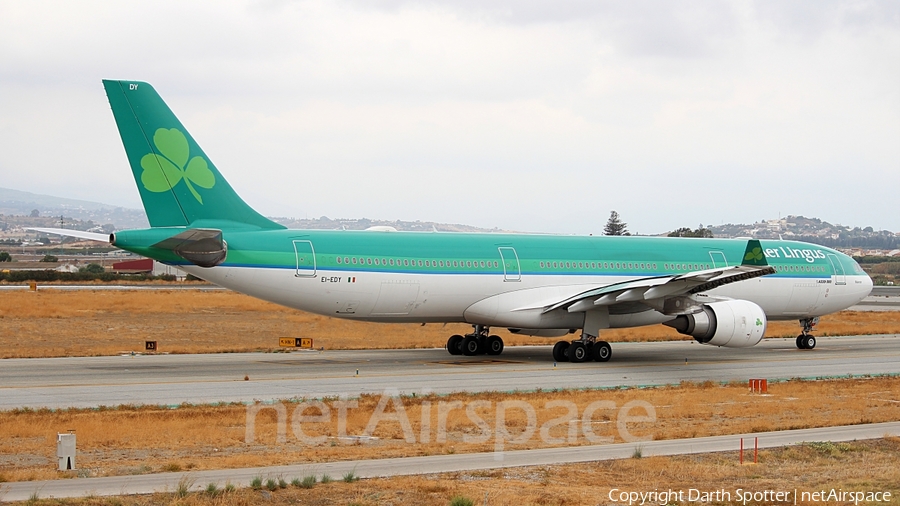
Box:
[860,274,874,301]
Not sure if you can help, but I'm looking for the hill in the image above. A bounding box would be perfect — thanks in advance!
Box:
[2,188,897,249]
[707,216,899,251]
[0,187,149,229]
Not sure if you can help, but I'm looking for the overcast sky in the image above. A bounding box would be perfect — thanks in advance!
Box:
[1,1,898,234]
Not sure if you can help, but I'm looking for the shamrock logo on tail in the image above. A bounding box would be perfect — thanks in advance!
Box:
[744,247,764,263]
[140,128,215,204]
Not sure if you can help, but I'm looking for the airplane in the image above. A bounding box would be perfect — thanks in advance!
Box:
[33,80,874,364]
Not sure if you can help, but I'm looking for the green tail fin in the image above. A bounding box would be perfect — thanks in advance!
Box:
[103,80,284,230]
[741,239,768,266]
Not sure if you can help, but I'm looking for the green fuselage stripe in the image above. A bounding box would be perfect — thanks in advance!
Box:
[114,228,860,279]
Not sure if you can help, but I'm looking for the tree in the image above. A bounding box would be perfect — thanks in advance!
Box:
[80,263,105,274]
[29,209,40,217]
[0,251,11,262]
[604,211,629,236]
[40,254,59,263]
[668,227,714,238]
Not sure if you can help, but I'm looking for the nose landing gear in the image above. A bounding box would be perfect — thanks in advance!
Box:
[796,317,819,350]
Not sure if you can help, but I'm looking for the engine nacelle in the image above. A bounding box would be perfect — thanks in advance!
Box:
[664,300,767,348]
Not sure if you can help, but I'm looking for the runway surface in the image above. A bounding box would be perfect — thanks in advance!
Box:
[2,335,898,410]
[2,421,897,502]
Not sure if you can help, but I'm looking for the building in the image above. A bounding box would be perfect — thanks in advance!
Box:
[111,258,186,279]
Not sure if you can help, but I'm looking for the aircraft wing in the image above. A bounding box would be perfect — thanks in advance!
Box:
[544,239,774,316]
[26,227,110,243]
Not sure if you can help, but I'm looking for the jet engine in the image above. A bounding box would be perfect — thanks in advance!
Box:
[664,300,767,348]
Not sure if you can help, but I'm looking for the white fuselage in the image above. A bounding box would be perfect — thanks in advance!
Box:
[181,264,872,332]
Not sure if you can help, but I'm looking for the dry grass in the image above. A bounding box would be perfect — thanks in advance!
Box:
[1,377,898,484]
[0,290,897,358]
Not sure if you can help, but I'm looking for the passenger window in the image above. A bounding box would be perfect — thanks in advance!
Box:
[337,257,342,264]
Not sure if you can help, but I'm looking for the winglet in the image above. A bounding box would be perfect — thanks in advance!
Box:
[741,240,768,266]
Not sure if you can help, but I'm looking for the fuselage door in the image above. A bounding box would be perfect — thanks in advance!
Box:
[709,251,727,268]
[293,240,316,277]
[498,247,521,282]
[827,254,846,285]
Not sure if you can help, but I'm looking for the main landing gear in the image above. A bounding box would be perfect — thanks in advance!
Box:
[796,317,819,350]
[446,325,504,357]
[552,334,612,364]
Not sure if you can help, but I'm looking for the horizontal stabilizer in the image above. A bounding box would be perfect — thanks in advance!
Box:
[26,228,110,243]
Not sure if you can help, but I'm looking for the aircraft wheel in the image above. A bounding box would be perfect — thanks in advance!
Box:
[462,335,481,356]
[592,341,612,362]
[796,335,816,350]
[486,335,504,355]
[552,341,569,362]
[568,341,588,363]
[447,335,463,355]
